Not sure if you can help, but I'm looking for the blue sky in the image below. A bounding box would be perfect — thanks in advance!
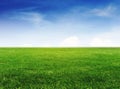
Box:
[0,0,120,47]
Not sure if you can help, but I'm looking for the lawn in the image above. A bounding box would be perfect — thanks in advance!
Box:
[0,48,120,89]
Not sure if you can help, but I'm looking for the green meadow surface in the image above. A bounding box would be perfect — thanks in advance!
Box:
[0,48,120,89]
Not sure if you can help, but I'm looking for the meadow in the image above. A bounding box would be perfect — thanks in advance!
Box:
[0,48,120,89]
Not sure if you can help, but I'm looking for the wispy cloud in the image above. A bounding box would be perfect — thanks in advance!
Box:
[9,12,49,26]
[89,5,116,17]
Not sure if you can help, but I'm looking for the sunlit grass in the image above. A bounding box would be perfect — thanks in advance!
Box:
[0,48,120,89]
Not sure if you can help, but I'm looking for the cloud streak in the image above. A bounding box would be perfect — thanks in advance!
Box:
[89,5,116,17]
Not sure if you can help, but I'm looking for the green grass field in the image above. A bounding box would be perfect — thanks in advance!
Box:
[0,48,120,89]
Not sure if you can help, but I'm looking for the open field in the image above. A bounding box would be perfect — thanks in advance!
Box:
[0,48,120,89]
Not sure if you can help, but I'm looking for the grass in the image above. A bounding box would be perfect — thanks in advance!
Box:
[0,48,120,89]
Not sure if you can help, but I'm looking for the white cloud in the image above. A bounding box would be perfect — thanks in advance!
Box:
[90,38,112,47]
[60,36,80,47]
[90,27,120,47]
[90,5,116,17]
